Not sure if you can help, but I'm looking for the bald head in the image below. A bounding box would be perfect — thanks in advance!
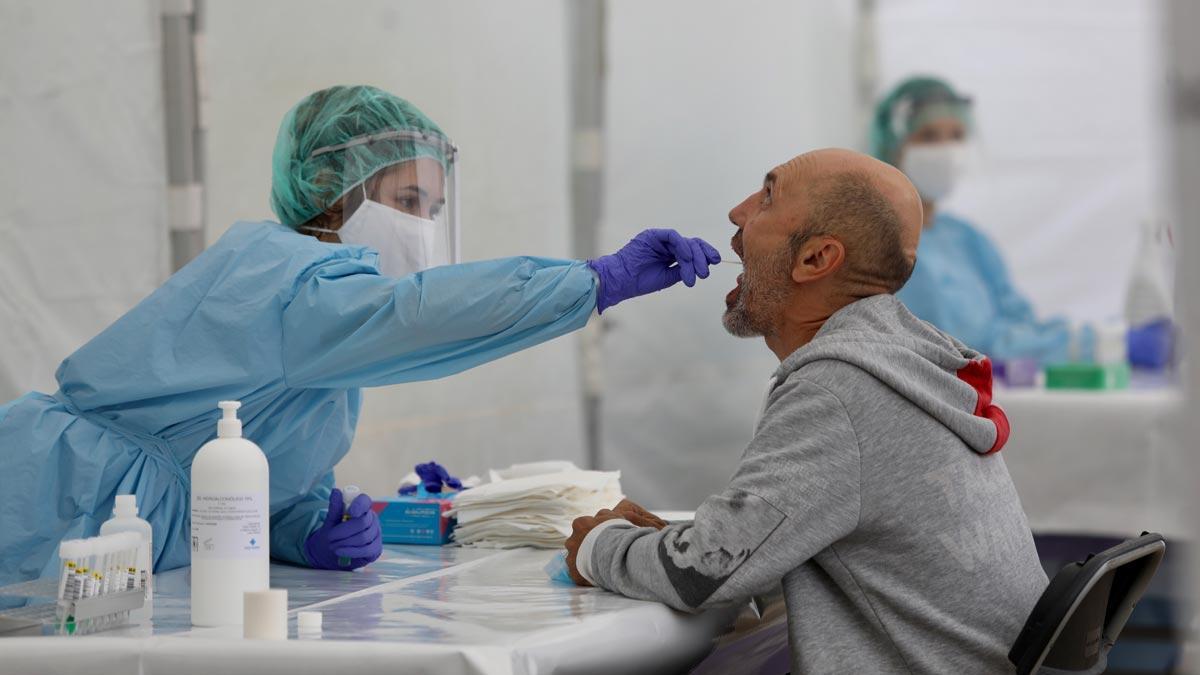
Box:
[780,148,923,294]
[724,148,924,357]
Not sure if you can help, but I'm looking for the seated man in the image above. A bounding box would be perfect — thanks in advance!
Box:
[565,149,1047,673]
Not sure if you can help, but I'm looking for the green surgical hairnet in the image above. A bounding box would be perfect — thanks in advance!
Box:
[869,76,972,166]
[270,85,453,227]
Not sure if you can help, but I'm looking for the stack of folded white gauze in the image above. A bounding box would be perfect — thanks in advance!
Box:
[448,461,622,548]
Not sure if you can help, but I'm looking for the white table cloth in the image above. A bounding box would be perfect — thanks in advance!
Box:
[995,384,1188,538]
[0,543,787,675]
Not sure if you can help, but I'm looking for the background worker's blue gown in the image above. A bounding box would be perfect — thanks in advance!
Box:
[0,222,597,584]
[897,212,1071,363]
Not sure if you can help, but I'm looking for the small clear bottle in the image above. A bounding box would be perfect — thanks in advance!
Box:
[99,495,154,622]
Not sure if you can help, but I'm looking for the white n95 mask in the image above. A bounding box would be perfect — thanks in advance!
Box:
[900,142,969,202]
[338,199,443,278]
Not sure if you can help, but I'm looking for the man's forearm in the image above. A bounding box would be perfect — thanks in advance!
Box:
[585,521,705,612]
[574,518,635,585]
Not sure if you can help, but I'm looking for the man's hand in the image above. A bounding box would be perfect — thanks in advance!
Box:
[565,500,668,586]
[612,498,669,530]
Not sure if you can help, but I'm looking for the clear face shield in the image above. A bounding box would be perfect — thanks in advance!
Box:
[305,129,460,275]
[891,93,974,202]
[889,91,973,147]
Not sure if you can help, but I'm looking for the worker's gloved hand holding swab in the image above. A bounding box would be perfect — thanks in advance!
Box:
[588,228,722,313]
[337,486,362,567]
[304,487,382,571]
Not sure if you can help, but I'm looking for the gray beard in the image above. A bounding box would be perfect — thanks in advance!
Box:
[722,303,763,338]
[722,246,795,339]
[723,285,787,338]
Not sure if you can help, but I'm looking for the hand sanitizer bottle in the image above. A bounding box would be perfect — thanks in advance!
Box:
[190,401,270,626]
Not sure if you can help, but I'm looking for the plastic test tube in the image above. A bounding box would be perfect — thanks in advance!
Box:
[118,533,137,627]
[57,541,78,604]
[121,533,139,625]
[100,538,113,595]
[107,535,125,628]
[57,540,83,634]
[338,486,362,567]
[93,537,110,631]
[103,536,122,629]
[79,539,97,634]
[69,545,88,634]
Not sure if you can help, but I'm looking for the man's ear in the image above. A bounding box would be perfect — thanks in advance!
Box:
[791,235,846,284]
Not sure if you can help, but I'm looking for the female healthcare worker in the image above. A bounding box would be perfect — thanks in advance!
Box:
[0,85,721,584]
[871,76,1073,364]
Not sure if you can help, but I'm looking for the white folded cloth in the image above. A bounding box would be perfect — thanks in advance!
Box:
[448,462,622,549]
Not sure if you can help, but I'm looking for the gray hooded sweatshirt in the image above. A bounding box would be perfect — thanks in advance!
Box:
[577,294,1047,673]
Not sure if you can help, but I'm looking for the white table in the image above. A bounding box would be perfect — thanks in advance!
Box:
[995,385,1189,539]
[0,544,787,675]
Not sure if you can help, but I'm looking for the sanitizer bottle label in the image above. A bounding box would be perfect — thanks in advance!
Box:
[190,492,267,558]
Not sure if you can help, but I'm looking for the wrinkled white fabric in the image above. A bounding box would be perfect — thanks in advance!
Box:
[449,463,622,548]
[488,460,579,483]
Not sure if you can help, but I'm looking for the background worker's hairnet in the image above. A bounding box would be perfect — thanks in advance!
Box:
[270,85,452,227]
[870,75,973,166]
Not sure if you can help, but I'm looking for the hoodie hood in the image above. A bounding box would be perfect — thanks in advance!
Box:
[774,294,1009,454]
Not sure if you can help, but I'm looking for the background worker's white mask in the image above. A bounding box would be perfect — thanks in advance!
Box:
[338,197,443,278]
[900,142,970,202]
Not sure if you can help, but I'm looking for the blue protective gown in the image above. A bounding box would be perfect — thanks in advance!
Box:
[0,222,596,584]
[897,212,1071,363]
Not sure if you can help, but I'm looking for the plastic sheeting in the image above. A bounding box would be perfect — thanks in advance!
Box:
[0,0,169,402]
[0,544,784,675]
[996,385,1186,539]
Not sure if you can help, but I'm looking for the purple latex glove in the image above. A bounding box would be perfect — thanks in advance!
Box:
[303,488,383,571]
[588,228,721,313]
[417,461,448,493]
[430,462,463,491]
[399,461,463,495]
[1128,319,1174,369]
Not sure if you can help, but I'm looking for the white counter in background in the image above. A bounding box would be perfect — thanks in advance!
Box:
[995,385,1188,539]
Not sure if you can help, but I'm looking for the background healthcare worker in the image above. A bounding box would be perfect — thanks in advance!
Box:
[871,75,1073,364]
[0,84,720,585]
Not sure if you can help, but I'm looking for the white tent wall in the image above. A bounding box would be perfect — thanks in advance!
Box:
[203,0,584,496]
[0,1,169,402]
[874,0,1168,323]
[599,0,862,506]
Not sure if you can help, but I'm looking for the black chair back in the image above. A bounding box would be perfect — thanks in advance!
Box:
[1008,532,1166,675]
